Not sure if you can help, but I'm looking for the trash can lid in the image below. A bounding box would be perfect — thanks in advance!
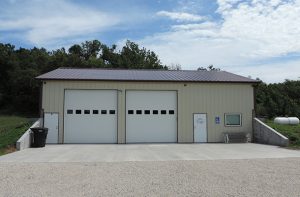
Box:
[30,127,48,131]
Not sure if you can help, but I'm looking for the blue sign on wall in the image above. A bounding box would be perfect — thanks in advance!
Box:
[215,116,220,124]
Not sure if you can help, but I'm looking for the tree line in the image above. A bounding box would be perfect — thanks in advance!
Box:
[0,40,166,115]
[0,40,299,118]
[256,80,300,118]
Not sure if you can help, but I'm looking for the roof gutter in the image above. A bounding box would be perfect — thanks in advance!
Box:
[35,77,261,84]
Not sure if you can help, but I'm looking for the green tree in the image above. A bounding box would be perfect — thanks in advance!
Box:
[120,40,166,69]
[168,63,182,70]
[68,44,82,57]
[0,44,16,109]
[81,40,102,60]
[197,65,220,71]
[255,80,300,118]
[101,44,121,68]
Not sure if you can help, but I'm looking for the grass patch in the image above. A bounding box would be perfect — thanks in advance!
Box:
[0,116,31,156]
[266,120,300,148]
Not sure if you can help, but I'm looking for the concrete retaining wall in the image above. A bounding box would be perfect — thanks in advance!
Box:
[253,118,289,147]
[16,118,42,151]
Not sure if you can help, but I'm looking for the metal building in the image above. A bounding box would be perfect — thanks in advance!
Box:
[36,68,259,144]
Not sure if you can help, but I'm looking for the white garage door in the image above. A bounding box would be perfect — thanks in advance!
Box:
[64,90,117,143]
[126,91,177,143]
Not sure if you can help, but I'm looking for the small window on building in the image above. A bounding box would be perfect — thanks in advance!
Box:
[128,110,134,114]
[153,110,158,115]
[93,110,99,114]
[67,110,73,114]
[84,110,90,114]
[109,110,115,114]
[169,110,175,115]
[161,110,167,115]
[101,110,107,114]
[144,110,150,114]
[136,110,142,115]
[225,113,242,126]
[76,110,81,114]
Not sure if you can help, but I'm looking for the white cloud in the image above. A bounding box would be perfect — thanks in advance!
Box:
[0,0,120,47]
[226,59,300,83]
[139,0,300,83]
[157,11,205,22]
[218,0,300,57]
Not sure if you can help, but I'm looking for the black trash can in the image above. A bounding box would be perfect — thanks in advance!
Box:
[31,127,48,147]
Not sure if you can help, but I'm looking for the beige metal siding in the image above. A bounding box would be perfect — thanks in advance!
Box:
[42,80,254,143]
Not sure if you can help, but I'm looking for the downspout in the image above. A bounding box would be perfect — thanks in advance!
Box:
[39,81,44,126]
[252,82,260,142]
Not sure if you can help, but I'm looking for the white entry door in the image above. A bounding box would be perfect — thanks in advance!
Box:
[126,91,177,143]
[44,113,59,143]
[194,113,207,143]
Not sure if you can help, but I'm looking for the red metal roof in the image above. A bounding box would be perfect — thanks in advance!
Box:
[36,68,260,83]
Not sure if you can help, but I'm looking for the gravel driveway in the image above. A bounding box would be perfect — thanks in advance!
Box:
[1,158,300,197]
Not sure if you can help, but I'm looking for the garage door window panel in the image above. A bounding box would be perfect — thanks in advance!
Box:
[76,110,81,114]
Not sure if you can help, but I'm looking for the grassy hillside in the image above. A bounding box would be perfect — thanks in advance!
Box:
[266,120,300,148]
[0,116,30,155]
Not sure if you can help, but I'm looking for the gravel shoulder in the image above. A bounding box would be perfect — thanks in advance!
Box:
[1,158,300,197]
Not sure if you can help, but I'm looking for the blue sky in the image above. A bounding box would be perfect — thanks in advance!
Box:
[1,0,300,83]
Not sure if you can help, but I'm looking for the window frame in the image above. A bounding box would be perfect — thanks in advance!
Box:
[224,113,242,127]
